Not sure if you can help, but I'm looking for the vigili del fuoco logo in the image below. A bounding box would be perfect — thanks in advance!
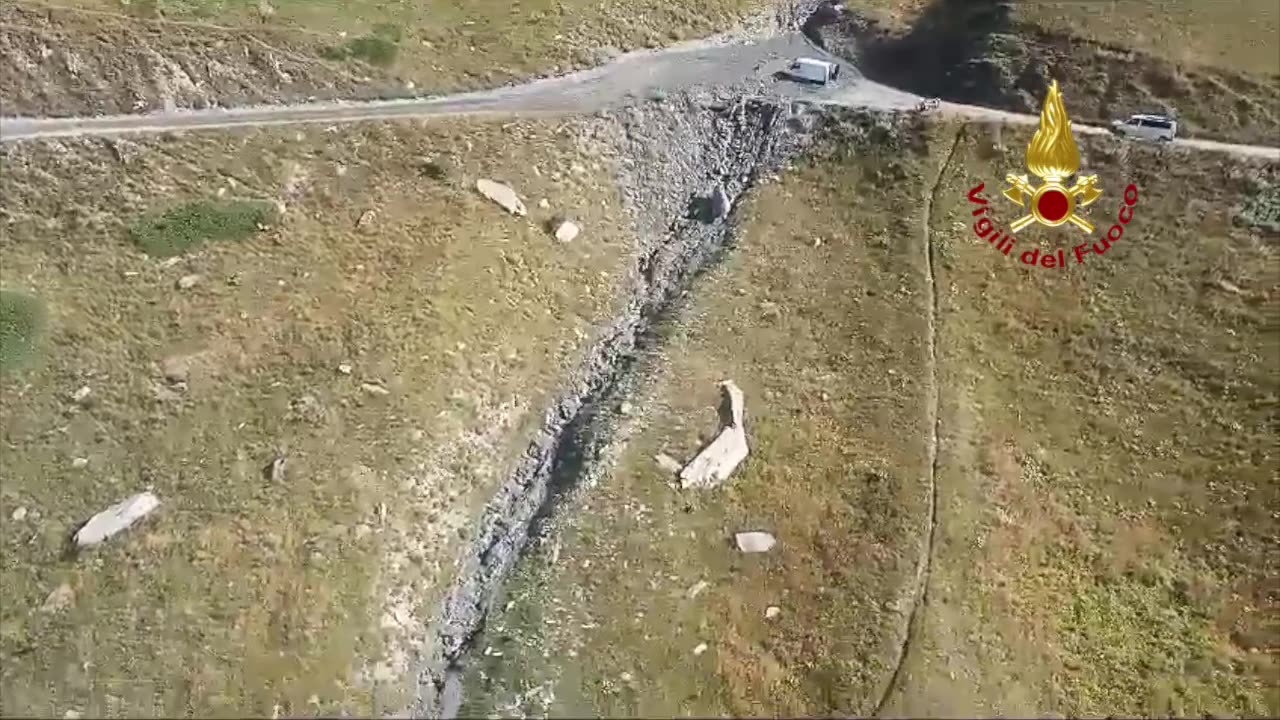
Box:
[967,80,1141,270]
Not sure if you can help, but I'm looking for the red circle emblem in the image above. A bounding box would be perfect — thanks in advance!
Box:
[1037,189,1070,222]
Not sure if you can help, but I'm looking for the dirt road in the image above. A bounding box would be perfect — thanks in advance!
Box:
[2,32,1276,161]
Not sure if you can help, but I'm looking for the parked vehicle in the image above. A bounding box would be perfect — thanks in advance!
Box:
[1110,113,1177,142]
[916,97,940,113]
[787,57,841,85]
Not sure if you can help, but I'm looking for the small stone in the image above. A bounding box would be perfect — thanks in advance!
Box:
[71,457,89,469]
[11,506,28,521]
[554,220,580,243]
[476,179,527,216]
[618,401,634,416]
[356,210,376,229]
[693,643,708,656]
[63,710,81,720]
[654,453,683,475]
[176,274,200,290]
[160,355,190,384]
[620,671,632,682]
[265,455,287,483]
[687,580,709,599]
[735,531,776,553]
[1213,279,1242,294]
[538,198,550,209]
[42,582,75,613]
[765,605,782,619]
[337,363,353,375]
[362,383,391,397]
[71,386,92,404]
[710,186,730,219]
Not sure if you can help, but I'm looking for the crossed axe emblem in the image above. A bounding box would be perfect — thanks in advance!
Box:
[1003,173,1103,233]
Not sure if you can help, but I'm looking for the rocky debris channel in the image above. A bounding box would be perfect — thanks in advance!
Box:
[410,90,819,718]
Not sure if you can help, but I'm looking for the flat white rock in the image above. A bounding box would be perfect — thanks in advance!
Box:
[679,380,749,489]
[735,531,776,553]
[74,491,160,548]
[680,426,748,489]
[554,220,580,242]
[476,179,527,216]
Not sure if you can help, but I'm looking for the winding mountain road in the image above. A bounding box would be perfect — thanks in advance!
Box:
[2,31,1277,162]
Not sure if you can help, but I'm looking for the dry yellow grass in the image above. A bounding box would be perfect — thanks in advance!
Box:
[459,113,1278,717]
[884,122,1279,718]
[0,118,639,717]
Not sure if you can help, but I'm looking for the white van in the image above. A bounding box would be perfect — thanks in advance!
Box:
[1111,113,1177,142]
[788,58,841,85]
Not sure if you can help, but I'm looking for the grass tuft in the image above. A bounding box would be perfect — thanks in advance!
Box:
[322,24,402,67]
[128,198,278,258]
[0,290,45,372]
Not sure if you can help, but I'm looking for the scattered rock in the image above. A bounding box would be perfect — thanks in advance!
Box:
[618,401,634,416]
[71,457,88,469]
[176,274,201,290]
[106,138,139,165]
[655,453,683,475]
[290,394,327,426]
[554,220,581,243]
[735,531,776,553]
[710,185,731,219]
[765,605,782,619]
[693,642,708,656]
[1209,278,1243,294]
[356,210,377,229]
[264,455,287,483]
[337,363,353,375]
[41,582,75,613]
[686,580,710,599]
[679,380,749,489]
[11,506,28,521]
[73,491,160,548]
[71,386,92,405]
[476,179,527,216]
[160,355,190,384]
[538,198,551,209]
[362,383,391,397]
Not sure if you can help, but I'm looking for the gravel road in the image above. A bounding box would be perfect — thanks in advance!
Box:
[2,31,1276,162]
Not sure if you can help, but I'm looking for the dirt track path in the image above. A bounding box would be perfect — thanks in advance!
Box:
[2,32,1277,162]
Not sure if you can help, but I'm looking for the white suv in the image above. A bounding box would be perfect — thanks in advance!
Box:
[1111,113,1177,142]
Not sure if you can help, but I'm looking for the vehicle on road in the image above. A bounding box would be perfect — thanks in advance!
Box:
[916,97,940,113]
[786,58,841,85]
[1111,113,1177,142]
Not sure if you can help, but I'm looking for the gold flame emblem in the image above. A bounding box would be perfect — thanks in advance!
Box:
[1003,80,1102,233]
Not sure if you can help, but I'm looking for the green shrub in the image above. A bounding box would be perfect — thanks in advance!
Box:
[129,198,278,258]
[0,290,45,372]
[322,24,402,67]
